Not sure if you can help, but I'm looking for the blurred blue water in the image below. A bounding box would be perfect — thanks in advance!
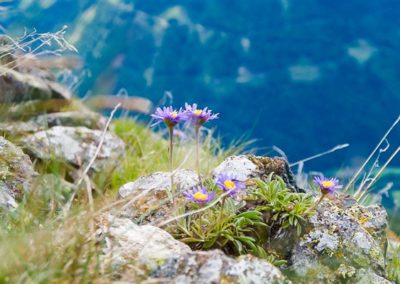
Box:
[2,0,400,174]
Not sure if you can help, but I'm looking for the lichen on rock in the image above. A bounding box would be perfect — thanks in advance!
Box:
[31,110,107,130]
[96,214,288,284]
[213,155,302,192]
[119,169,199,199]
[117,169,200,223]
[289,198,388,283]
[21,126,125,174]
[0,136,36,209]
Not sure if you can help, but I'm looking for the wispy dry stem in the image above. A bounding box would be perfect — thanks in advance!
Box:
[62,103,121,216]
[290,143,349,167]
[344,115,400,192]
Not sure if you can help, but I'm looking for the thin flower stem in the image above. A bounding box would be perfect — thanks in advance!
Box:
[168,126,175,204]
[307,193,326,213]
[195,124,202,184]
[217,196,227,227]
[168,126,174,187]
[215,195,228,245]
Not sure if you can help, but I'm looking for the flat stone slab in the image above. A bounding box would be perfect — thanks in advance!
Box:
[22,126,125,172]
[119,169,199,198]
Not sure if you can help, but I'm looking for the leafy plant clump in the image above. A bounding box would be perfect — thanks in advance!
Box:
[170,174,314,266]
[387,244,400,283]
[246,175,314,235]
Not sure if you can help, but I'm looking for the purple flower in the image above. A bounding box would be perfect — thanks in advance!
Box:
[151,106,184,128]
[183,186,215,204]
[313,176,342,194]
[184,103,219,125]
[215,173,246,197]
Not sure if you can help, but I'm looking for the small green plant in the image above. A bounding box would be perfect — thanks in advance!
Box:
[151,106,185,200]
[170,174,313,266]
[171,198,271,258]
[246,174,314,235]
[182,103,219,182]
[387,244,400,283]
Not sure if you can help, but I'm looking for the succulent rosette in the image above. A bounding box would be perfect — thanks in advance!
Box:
[151,106,184,128]
[215,173,246,197]
[313,176,342,194]
[184,103,219,125]
[184,186,215,204]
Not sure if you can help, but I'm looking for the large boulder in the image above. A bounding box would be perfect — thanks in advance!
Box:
[21,126,125,173]
[0,137,36,209]
[213,155,301,192]
[96,215,191,271]
[119,169,199,198]
[154,250,287,284]
[117,169,199,223]
[289,198,388,283]
[96,215,287,284]
[0,66,71,103]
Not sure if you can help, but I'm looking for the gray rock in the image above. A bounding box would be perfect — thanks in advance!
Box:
[97,215,287,284]
[0,137,36,209]
[306,230,339,252]
[22,126,125,173]
[0,110,106,139]
[354,268,393,284]
[31,111,107,130]
[213,155,259,181]
[117,169,199,223]
[0,66,71,103]
[119,169,199,198]
[157,250,287,284]
[96,215,191,270]
[290,199,388,283]
[213,155,301,192]
[0,121,45,137]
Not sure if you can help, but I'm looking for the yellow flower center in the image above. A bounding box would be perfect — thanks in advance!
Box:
[321,181,334,188]
[171,111,178,118]
[223,180,236,190]
[193,109,203,116]
[193,192,208,201]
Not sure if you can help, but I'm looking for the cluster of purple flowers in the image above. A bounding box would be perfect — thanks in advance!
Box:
[184,175,342,206]
[151,103,219,128]
[184,173,246,205]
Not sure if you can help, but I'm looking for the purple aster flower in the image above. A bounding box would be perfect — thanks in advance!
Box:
[184,103,219,125]
[313,176,342,194]
[151,106,184,128]
[215,173,246,197]
[183,186,215,204]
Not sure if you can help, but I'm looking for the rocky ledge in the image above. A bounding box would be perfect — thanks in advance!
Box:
[106,155,392,284]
